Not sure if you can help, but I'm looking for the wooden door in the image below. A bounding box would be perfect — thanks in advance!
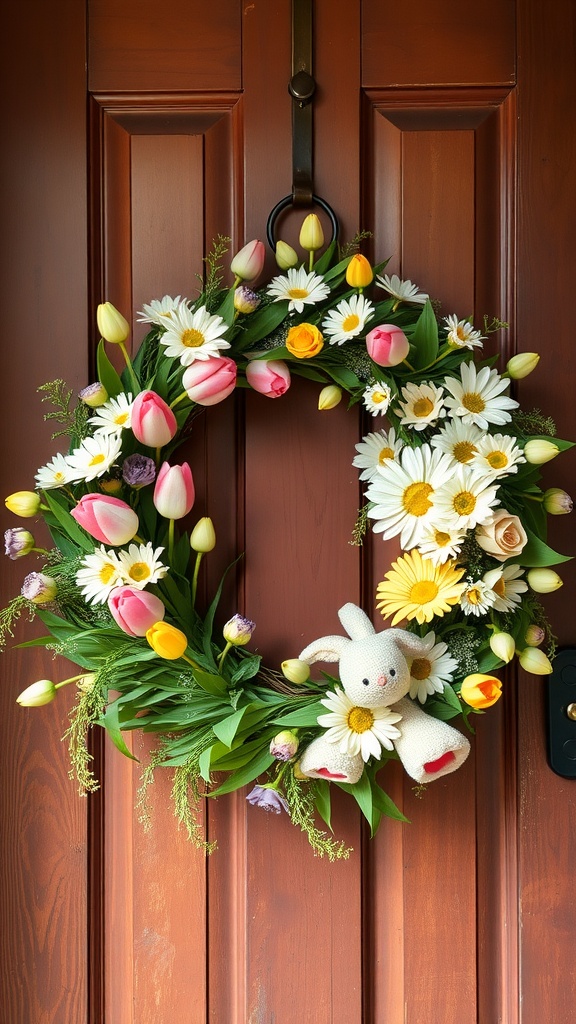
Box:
[1,1,575,1021]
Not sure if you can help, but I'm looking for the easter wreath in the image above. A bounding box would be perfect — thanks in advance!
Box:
[2,217,573,859]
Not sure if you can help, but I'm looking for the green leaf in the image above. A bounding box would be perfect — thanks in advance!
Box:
[192,668,229,698]
[337,771,376,831]
[410,299,439,370]
[42,491,93,551]
[235,301,289,349]
[517,528,572,566]
[96,339,124,398]
[312,779,332,830]
[230,654,262,685]
[212,707,249,747]
[208,747,275,796]
[272,699,324,728]
[100,702,140,762]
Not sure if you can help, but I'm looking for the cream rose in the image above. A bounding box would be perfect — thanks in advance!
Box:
[475,509,527,561]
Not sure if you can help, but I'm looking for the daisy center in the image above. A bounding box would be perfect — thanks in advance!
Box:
[453,490,476,515]
[462,391,486,414]
[487,451,508,469]
[453,440,477,463]
[89,453,106,467]
[288,288,309,299]
[410,580,439,604]
[342,313,360,333]
[411,657,432,681]
[378,446,395,464]
[99,564,117,585]
[54,472,65,482]
[413,397,434,417]
[493,578,506,598]
[114,413,129,426]
[181,328,206,348]
[456,326,468,341]
[435,530,451,547]
[347,706,375,733]
[466,587,482,605]
[402,481,434,517]
[128,562,151,582]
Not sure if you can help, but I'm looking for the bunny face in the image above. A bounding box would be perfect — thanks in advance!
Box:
[338,634,411,707]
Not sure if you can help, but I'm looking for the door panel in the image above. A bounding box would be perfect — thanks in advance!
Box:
[1,1,575,1022]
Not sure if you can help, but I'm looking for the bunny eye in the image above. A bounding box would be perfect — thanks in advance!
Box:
[389,668,396,677]
[362,677,370,686]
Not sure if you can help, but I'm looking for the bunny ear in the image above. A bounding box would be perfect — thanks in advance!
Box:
[338,603,376,640]
[299,635,350,664]
[386,628,432,659]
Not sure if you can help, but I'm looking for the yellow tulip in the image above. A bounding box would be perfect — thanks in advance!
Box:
[281,659,311,684]
[489,632,515,664]
[16,679,57,707]
[505,352,540,379]
[460,673,503,709]
[190,517,216,553]
[97,301,130,344]
[275,240,299,270]
[518,647,553,675]
[527,568,563,593]
[146,621,189,660]
[318,385,343,411]
[523,439,560,465]
[5,490,41,517]
[299,213,324,252]
[345,253,373,288]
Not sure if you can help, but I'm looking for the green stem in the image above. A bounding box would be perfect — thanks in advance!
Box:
[191,552,203,608]
[168,519,175,564]
[32,547,50,556]
[217,641,232,673]
[181,652,202,671]
[55,673,90,690]
[308,251,314,272]
[117,340,140,393]
[170,391,189,410]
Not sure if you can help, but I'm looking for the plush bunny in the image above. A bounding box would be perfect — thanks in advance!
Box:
[297,603,470,785]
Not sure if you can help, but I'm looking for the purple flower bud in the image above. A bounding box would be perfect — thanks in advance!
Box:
[21,572,57,604]
[269,730,299,761]
[223,614,255,646]
[79,382,108,408]
[246,785,289,814]
[122,454,157,488]
[4,528,35,559]
[233,285,261,315]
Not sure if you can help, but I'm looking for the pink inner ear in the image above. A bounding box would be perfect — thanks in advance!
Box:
[423,751,456,774]
[315,767,348,780]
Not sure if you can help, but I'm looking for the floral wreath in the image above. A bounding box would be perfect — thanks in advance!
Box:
[3,216,573,859]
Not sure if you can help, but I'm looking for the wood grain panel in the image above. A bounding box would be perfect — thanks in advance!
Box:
[362,0,516,89]
[89,0,242,93]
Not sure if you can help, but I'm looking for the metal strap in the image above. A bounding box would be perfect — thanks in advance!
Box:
[288,0,315,206]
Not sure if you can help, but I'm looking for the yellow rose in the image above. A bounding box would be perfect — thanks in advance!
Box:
[285,323,324,359]
[146,621,189,660]
[460,673,503,709]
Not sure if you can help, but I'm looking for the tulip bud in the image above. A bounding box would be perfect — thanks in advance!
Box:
[460,673,503,709]
[366,324,410,367]
[270,730,300,761]
[97,302,130,344]
[299,213,324,253]
[70,494,139,546]
[190,517,216,553]
[246,359,291,398]
[5,491,41,518]
[131,390,177,448]
[506,352,540,379]
[318,385,343,411]
[109,586,166,637]
[543,487,573,515]
[281,659,310,684]
[523,439,560,465]
[527,567,563,593]
[230,240,266,283]
[489,632,515,664]
[146,621,189,660]
[4,528,35,559]
[16,679,57,707]
[153,462,195,520]
[275,240,298,270]
[525,624,546,647]
[182,357,237,406]
[21,572,57,604]
[79,382,109,408]
[518,647,553,675]
[223,614,255,646]
[233,285,261,315]
[345,253,373,289]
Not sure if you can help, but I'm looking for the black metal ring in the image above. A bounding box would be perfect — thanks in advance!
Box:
[266,194,339,251]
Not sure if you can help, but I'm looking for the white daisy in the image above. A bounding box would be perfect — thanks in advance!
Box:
[376,273,428,307]
[362,382,392,416]
[352,427,403,482]
[469,433,526,479]
[366,443,454,549]
[266,267,330,313]
[459,579,497,617]
[66,434,123,482]
[396,381,447,432]
[483,564,528,612]
[444,314,485,351]
[88,392,134,437]
[408,632,459,704]
[443,362,519,430]
[159,302,230,366]
[430,419,484,466]
[137,295,182,326]
[76,545,124,604]
[416,523,467,565]
[35,453,75,490]
[317,686,402,760]
[433,465,500,532]
[117,542,168,590]
[322,294,374,345]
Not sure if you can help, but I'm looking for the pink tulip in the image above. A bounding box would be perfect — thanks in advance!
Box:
[153,462,195,519]
[245,359,291,398]
[230,239,266,282]
[70,494,139,546]
[131,390,177,448]
[108,586,166,637]
[366,324,410,367]
[182,356,237,406]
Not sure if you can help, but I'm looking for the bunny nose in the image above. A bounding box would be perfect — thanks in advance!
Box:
[376,674,387,687]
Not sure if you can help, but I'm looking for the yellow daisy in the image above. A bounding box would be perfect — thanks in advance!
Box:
[376,549,466,626]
